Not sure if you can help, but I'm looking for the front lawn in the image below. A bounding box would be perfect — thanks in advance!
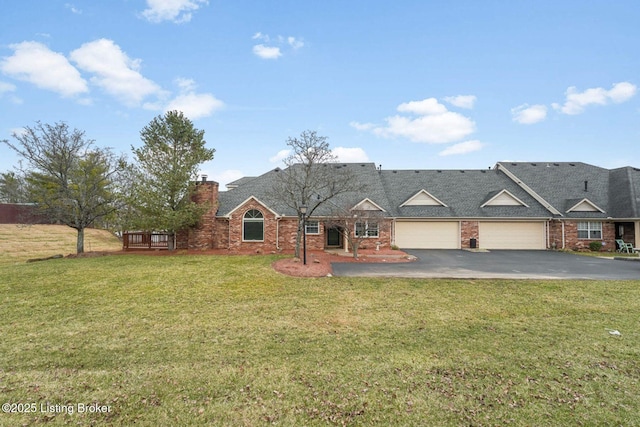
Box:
[1,254,638,425]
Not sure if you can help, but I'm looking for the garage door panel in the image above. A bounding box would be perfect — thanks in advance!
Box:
[479,222,545,250]
[396,221,459,249]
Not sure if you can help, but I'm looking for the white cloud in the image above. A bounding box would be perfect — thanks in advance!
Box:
[397,98,448,115]
[332,147,370,162]
[354,97,476,144]
[252,44,282,60]
[349,121,375,131]
[65,3,82,14]
[438,140,484,156]
[269,149,290,163]
[0,41,88,97]
[552,81,637,115]
[444,95,476,109]
[210,169,244,190]
[252,33,303,59]
[607,81,637,102]
[511,104,547,124]
[287,37,304,50]
[252,32,268,41]
[70,39,162,106]
[141,0,208,23]
[165,93,223,120]
[0,81,16,94]
[163,77,223,119]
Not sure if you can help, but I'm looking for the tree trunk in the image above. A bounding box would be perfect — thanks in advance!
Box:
[352,241,359,259]
[76,227,85,254]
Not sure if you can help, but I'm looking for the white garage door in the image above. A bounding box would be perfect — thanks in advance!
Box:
[395,221,459,249]
[479,222,545,250]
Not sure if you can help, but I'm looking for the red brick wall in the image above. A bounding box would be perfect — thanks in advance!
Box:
[176,181,219,250]
[460,221,479,249]
[562,220,615,251]
[227,199,280,253]
[548,220,563,250]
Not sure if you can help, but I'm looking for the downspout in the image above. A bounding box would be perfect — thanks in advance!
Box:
[561,221,565,249]
[228,216,231,250]
[276,217,280,251]
[546,219,549,249]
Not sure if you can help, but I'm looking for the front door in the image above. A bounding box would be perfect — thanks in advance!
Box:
[326,227,343,248]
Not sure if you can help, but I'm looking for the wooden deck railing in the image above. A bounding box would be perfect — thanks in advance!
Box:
[122,232,169,250]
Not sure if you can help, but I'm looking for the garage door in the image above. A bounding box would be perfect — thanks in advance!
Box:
[479,222,545,249]
[395,221,459,249]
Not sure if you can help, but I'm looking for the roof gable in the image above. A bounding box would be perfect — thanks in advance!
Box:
[225,196,280,218]
[400,189,448,207]
[352,198,386,212]
[481,189,529,207]
[566,198,605,213]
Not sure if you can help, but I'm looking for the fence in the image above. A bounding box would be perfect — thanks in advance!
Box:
[122,232,169,250]
[0,203,49,224]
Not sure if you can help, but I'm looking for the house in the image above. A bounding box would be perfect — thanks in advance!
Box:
[175,161,640,252]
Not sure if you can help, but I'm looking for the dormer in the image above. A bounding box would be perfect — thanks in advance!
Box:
[566,198,605,213]
[400,189,448,207]
[481,189,529,207]
[352,198,385,212]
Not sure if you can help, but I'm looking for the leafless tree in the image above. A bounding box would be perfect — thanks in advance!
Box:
[268,130,365,258]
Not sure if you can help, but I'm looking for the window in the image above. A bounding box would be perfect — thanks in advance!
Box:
[355,221,379,238]
[577,221,602,239]
[243,209,264,241]
[305,220,319,235]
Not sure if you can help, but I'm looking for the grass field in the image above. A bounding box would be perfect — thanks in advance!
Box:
[0,224,122,265]
[1,246,639,426]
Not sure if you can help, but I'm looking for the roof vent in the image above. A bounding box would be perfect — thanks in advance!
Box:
[437,170,442,173]
[481,170,486,173]
[531,163,537,166]
[415,170,420,173]
[393,170,397,174]
[460,170,465,173]
[584,180,588,192]
[569,163,575,166]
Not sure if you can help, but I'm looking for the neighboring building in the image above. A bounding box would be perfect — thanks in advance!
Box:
[175,162,640,252]
[0,203,48,224]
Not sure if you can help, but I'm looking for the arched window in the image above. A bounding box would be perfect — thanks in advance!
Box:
[243,209,264,241]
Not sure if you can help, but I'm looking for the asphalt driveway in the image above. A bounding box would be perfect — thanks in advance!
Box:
[331,250,640,280]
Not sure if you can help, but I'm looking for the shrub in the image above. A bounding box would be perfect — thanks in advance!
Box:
[589,241,603,252]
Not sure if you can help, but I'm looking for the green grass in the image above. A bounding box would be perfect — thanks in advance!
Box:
[1,255,639,426]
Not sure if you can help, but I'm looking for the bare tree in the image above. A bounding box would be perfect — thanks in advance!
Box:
[2,122,127,253]
[268,130,365,258]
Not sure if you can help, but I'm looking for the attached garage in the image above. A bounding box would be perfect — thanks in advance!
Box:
[479,221,546,250]
[395,221,459,249]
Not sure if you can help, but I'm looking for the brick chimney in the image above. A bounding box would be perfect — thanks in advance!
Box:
[177,179,220,250]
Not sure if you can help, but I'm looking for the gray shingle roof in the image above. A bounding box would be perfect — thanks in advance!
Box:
[218,163,552,219]
[216,161,639,220]
[379,168,551,218]
[497,162,613,218]
[609,166,640,218]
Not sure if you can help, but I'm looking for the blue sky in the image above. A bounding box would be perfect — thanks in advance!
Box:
[1,1,639,189]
